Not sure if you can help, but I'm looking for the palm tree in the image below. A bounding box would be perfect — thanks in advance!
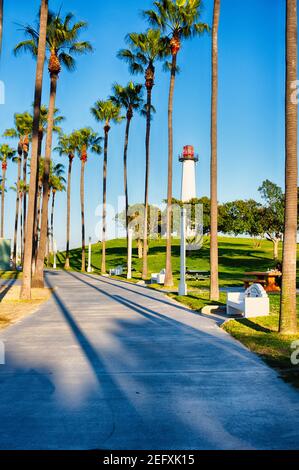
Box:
[19,181,29,264]
[49,163,66,261]
[0,144,16,237]
[4,112,33,267]
[91,100,122,274]
[32,105,64,265]
[20,0,48,299]
[111,81,143,272]
[38,105,64,150]
[144,0,208,287]
[118,29,167,279]
[15,9,93,288]
[0,0,3,55]
[280,0,298,334]
[75,128,102,272]
[210,0,220,301]
[33,156,45,266]
[55,132,77,269]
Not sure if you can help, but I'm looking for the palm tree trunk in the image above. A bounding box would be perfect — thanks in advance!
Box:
[101,127,109,274]
[32,72,58,288]
[279,0,298,334]
[80,159,86,272]
[65,156,73,269]
[22,150,28,250]
[20,194,23,263]
[164,53,177,287]
[1,165,6,238]
[210,0,221,301]
[142,85,153,280]
[0,0,3,56]
[20,0,48,299]
[12,156,22,268]
[46,218,50,268]
[123,115,131,273]
[32,133,43,269]
[50,190,55,256]
[33,183,42,269]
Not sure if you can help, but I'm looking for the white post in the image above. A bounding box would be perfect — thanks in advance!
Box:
[179,207,187,296]
[53,240,57,269]
[87,237,92,273]
[127,228,133,279]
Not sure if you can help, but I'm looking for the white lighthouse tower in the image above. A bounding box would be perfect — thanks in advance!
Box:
[179,145,198,201]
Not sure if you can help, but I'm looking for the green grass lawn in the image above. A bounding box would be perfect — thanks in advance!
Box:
[56,236,299,288]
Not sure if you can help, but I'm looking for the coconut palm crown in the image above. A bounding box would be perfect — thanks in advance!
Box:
[118,29,168,85]
[4,112,33,155]
[91,100,123,132]
[39,105,64,136]
[110,82,144,120]
[14,10,93,76]
[143,0,209,52]
[74,127,103,160]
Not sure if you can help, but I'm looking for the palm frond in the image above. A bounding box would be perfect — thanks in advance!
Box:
[59,52,76,70]
[13,39,38,57]
[69,41,93,55]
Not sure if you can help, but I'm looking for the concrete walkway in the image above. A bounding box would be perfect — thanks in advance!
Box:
[0,270,298,450]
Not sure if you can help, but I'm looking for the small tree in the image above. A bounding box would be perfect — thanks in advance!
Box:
[258,180,285,260]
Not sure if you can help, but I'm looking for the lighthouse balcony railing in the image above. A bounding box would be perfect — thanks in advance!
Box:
[178,154,199,162]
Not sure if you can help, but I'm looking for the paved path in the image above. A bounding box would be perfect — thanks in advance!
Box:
[0,270,298,450]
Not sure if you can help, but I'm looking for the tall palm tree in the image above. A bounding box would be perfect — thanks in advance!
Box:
[91,100,122,274]
[32,105,64,265]
[33,156,45,266]
[19,181,29,264]
[0,0,3,55]
[144,0,208,287]
[4,112,33,267]
[280,0,298,334]
[111,81,143,271]
[75,128,102,272]
[15,10,93,288]
[49,163,66,260]
[20,0,48,300]
[0,144,16,237]
[55,132,77,269]
[210,0,221,301]
[118,29,167,279]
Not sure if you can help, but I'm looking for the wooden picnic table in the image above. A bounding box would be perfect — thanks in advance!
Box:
[244,271,282,293]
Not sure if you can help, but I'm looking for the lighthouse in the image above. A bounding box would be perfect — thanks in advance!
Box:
[179,145,198,202]
[178,146,200,296]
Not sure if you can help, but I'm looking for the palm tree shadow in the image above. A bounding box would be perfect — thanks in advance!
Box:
[0,270,290,449]
[234,317,272,334]
[0,272,18,301]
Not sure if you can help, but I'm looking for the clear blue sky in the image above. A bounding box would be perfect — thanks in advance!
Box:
[0,0,289,249]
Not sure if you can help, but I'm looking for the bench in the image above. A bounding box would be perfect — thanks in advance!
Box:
[241,278,266,289]
[109,266,123,276]
[151,269,166,285]
[226,284,269,318]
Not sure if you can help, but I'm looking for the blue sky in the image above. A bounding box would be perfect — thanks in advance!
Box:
[0,0,288,249]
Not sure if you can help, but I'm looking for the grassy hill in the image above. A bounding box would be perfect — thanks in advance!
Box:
[56,236,298,288]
